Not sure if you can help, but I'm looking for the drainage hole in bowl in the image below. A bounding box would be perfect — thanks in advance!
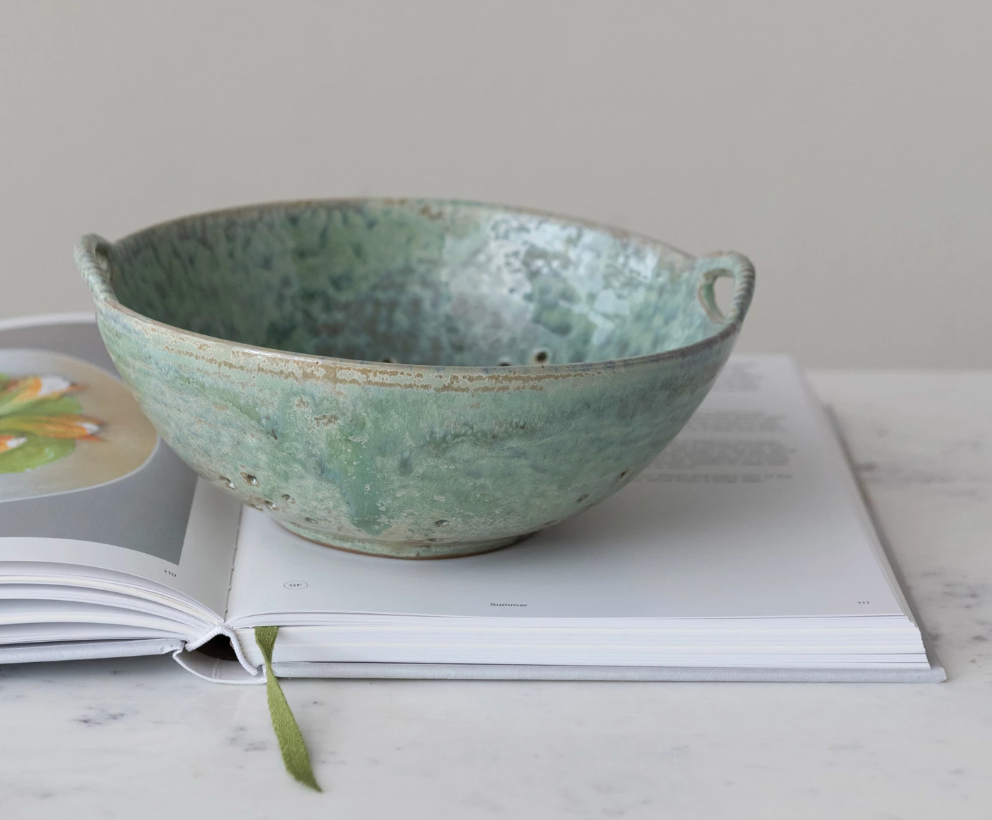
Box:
[282,494,293,503]
[242,472,259,486]
[382,356,396,363]
[533,349,549,364]
[497,358,513,367]
[435,519,449,527]
[219,476,236,490]
[304,517,317,524]
[264,499,278,511]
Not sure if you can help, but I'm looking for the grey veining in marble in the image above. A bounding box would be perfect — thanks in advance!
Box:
[2,370,991,820]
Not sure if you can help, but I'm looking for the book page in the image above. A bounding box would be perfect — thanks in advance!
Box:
[0,316,242,615]
[227,355,907,623]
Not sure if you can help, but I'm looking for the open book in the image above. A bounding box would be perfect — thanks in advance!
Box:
[0,314,943,683]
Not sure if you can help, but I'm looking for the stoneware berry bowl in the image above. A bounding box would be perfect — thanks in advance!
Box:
[75,199,755,559]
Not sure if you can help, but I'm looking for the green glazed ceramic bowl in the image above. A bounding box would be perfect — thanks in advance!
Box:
[75,199,755,558]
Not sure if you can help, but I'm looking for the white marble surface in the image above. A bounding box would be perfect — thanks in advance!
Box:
[2,371,990,820]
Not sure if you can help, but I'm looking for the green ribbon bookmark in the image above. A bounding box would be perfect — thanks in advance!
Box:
[255,626,322,792]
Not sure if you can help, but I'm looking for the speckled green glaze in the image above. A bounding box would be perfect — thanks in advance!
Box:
[75,199,754,558]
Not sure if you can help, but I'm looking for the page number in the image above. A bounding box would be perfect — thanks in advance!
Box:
[163,569,177,578]
[857,600,869,605]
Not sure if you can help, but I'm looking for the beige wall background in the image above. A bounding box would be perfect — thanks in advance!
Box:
[1,1,989,368]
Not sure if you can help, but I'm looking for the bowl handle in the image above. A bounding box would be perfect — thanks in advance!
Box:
[694,251,756,326]
[74,234,118,305]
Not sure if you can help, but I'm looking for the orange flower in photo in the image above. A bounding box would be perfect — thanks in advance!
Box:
[0,414,102,439]
[0,375,78,410]
[0,434,28,454]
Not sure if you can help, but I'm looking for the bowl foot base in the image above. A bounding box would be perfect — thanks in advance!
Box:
[277,522,534,559]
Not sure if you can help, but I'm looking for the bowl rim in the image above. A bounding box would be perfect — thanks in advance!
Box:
[80,196,752,375]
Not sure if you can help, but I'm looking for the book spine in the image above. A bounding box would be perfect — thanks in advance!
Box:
[183,624,259,679]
